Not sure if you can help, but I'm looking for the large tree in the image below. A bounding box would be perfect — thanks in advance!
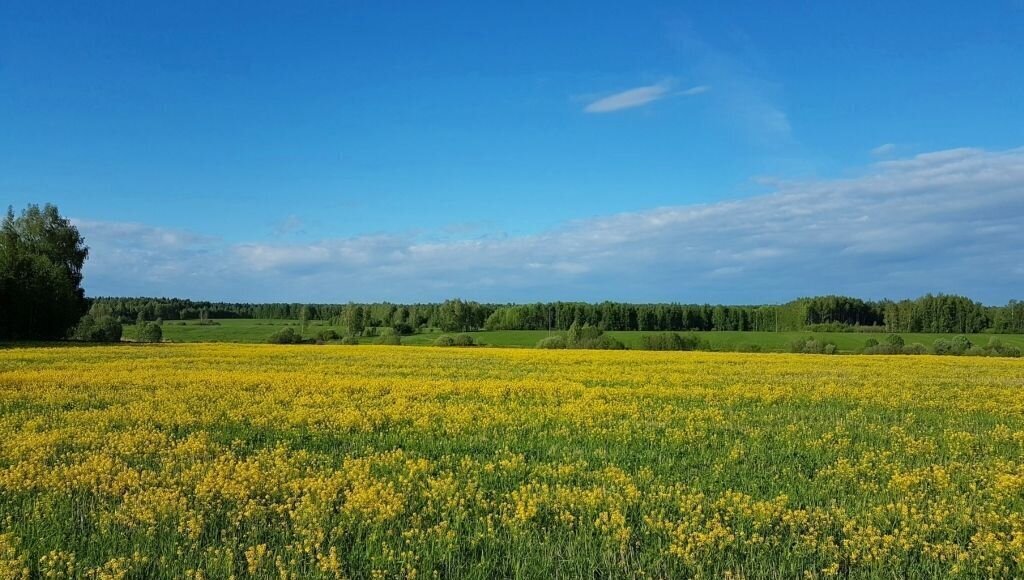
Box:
[0,204,89,340]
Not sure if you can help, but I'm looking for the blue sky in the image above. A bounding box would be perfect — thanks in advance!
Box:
[2,2,1023,303]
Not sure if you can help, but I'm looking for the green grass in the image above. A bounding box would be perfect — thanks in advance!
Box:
[123,319,1024,353]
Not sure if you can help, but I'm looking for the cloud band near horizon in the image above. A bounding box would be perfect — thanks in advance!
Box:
[73,146,1024,305]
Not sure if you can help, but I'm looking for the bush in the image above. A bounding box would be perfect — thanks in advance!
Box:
[950,335,972,354]
[392,322,415,335]
[904,343,928,355]
[375,334,401,345]
[316,329,340,341]
[864,338,879,349]
[885,334,905,348]
[576,335,626,350]
[932,338,953,355]
[1000,345,1022,357]
[790,337,838,354]
[637,332,707,351]
[806,322,853,332]
[434,335,456,347]
[267,327,302,344]
[340,336,360,345]
[137,322,163,343]
[536,336,568,349]
[71,315,123,342]
[452,334,476,347]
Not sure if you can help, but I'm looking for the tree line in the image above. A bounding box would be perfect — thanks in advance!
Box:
[88,294,1024,335]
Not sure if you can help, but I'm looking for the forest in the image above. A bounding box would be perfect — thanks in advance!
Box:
[89,294,1024,335]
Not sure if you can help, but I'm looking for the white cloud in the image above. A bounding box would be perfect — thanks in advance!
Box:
[680,85,710,96]
[584,83,671,113]
[582,81,708,114]
[871,143,897,156]
[74,147,1024,304]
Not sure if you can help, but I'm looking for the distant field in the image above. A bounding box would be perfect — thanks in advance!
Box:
[122,319,1024,352]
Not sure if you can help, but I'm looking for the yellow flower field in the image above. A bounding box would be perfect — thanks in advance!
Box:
[1,344,1023,578]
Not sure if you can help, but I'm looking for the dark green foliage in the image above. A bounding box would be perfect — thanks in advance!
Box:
[344,304,366,336]
[375,333,401,345]
[434,334,476,347]
[71,314,123,342]
[637,332,708,351]
[558,321,626,350]
[885,335,905,347]
[904,343,928,355]
[790,337,838,354]
[392,322,416,335]
[864,338,879,349]
[0,204,89,340]
[805,322,854,332]
[536,336,568,349]
[436,299,489,332]
[267,327,302,344]
[316,329,340,341]
[452,334,476,346]
[950,335,972,354]
[87,294,1024,337]
[136,322,163,343]
[340,336,360,345]
[933,335,971,355]
[934,336,1020,357]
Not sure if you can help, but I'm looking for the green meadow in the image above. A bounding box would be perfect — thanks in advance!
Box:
[121,318,1024,353]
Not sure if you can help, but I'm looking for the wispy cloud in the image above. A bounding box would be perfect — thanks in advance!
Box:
[669,23,792,144]
[74,147,1024,304]
[871,143,897,157]
[582,81,708,114]
[679,85,710,96]
[583,83,672,113]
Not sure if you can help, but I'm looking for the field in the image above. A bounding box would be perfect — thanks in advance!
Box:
[123,319,1024,352]
[1,345,1023,577]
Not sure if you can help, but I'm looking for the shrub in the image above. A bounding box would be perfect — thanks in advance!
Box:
[566,322,603,346]
[1000,345,1022,357]
[375,334,401,345]
[932,338,953,355]
[950,335,972,355]
[340,336,360,345]
[137,322,163,343]
[790,337,838,354]
[392,322,415,336]
[267,327,301,344]
[71,315,123,342]
[806,322,853,332]
[637,333,706,351]
[536,336,567,349]
[864,338,879,349]
[885,334,905,348]
[316,329,340,341]
[434,335,456,347]
[904,343,928,355]
[452,334,476,347]
[576,335,626,350]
